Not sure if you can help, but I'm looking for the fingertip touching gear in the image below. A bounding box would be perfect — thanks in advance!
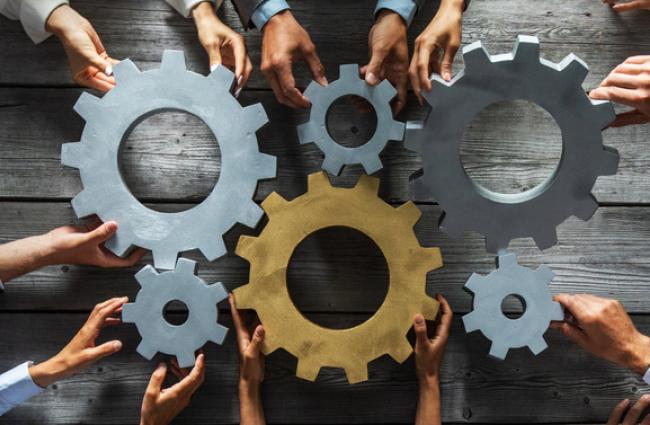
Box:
[405,35,619,254]
[61,50,277,270]
[462,254,563,360]
[122,258,229,368]
[233,171,442,384]
[297,64,404,175]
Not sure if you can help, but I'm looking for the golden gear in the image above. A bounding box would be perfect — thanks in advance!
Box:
[233,171,443,384]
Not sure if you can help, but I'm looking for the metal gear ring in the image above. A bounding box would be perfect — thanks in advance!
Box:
[122,258,229,368]
[233,171,442,384]
[61,50,277,269]
[463,253,563,360]
[297,64,405,175]
[405,35,619,253]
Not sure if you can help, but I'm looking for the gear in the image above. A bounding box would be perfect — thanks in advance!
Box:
[297,64,404,175]
[405,35,619,253]
[61,50,277,270]
[122,258,229,368]
[233,171,442,384]
[463,253,563,360]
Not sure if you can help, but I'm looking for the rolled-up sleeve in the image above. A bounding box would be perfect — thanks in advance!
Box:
[0,0,69,44]
[374,0,419,26]
[166,0,223,18]
[0,362,44,415]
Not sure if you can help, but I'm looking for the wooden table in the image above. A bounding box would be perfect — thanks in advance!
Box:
[1,0,649,423]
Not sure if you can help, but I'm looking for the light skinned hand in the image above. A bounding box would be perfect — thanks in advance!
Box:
[552,294,650,374]
[409,0,463,104]
[602,0,650,12]
[590,56,650,127]
[362,10,409,114]
[606,396,650,424]
[140,353,205,425]
[261,10,327,108]
[192,1,252,93]
[29,297,127,387]
[45,5,118,92]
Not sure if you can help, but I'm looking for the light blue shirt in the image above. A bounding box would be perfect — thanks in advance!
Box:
[0,362,43,415]
[250,0,418,29]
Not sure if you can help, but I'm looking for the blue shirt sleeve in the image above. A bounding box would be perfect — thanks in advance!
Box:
[250,0,290,29]
[374,0,418,26]
[0,362,44,415]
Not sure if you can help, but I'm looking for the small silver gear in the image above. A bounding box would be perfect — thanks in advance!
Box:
[463,254,563,360]
[297,64,404,175]
[405,35,619,253]
[122,258,229,368]
[61,50,277,270]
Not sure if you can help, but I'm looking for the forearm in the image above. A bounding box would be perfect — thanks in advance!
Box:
[415,377,441,425]
[239,382,265,425]
[0,234,52,283]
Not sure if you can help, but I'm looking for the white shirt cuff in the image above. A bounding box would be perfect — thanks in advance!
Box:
[0,362,44,415]
[16,0,68,44]
[166,0,223,18]
[643,366,650,386]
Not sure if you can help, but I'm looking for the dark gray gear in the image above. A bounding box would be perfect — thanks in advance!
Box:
[122,258,228,368]
[61,50,276,269]
[405,35,619,253]
[297,64,404,175]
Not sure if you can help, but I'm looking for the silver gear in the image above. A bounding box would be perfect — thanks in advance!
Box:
[297,64,404,175]
[122,258,229,368]
[405,35,619,253]
[463,253,563,360]
[61,50,277,270]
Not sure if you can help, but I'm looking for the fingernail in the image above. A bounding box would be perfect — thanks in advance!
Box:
[237,75,243,86]
[210,64,218,72]
[235,87,243,98]
[366,72,378,85]
[104,64,113,76]
[443,71,451,81]
[414,315,424,325]
[113,340,123,351]
[318,77,328,86]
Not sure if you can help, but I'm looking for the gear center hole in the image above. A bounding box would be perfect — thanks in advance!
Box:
[286,226,389,329]
[460,100,562,197]
[120,110,221,212]
[325,95,378,148]
[501,294,527,320]
[163,300,189,326]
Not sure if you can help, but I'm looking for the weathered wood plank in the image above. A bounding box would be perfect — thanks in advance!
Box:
[0,312,646,424]
[1,88,649,203]
[2,202,650,314]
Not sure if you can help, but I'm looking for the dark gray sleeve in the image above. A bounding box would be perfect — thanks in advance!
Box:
[230,0,264,27]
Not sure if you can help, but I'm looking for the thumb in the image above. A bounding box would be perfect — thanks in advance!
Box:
[613,0,643,11]
[365,49,387,86]
[611,110,650,127]
[146,363,168,396]
[440,45,459,81]
[86,52,112,74]
[85,221,118,244]
[207,45,223,72]
[81,340,122,365]
[413,314,429,349]
[248,325,265,355]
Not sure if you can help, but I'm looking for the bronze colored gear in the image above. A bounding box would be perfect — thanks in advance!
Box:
[233,171,443,384]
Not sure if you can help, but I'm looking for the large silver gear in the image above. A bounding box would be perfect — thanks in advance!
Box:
[297,64,404,175]
[61,50,277,270]
[405,35,619,253]
[122,258,229,368]
[463,254,563,360]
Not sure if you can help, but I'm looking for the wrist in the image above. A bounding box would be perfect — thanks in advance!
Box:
[627,333,650,375]
[239,380,262,398]
[418,374,440,391]
[440,0,465,10]
[45,5,76,37]
[376,9,407,27]
[29,356,68,388]
[262,9,294,32]
[192,1,216,22]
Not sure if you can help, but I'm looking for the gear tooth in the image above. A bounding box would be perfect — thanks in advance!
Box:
[558,53,589,83]
[174,257,198,275]
[462,310,482,332]
[438,213,465,238]
[261,332,281,354]
[404,121,424,151]
[61,142,84,168]
[176,351,196,368]
[344,363,369,384]
[421,295,441,320]
[113,59,141,83]
[322,155,344,175]
[512,35,540,63]
[70,190,96,218]
[573,194,599,221]
[339,63,360,81]
[409,172,434,202]
[73,92,103,121]
[296,358,321,382]
[152,247,179,271]
[532,229,558,251]
[488,342,509,360]
[389,338,413,363]
[198,237,227,262]
[303,80,324,101]
[104,234,134,257]
[261,191,288,215]
[208,64,235,90]
[136,340,158,360]
[462,41,492,72]
[599,146,620,175]
[355,174,381,195]
[257,153,277,180]
[243,103,269,132]
[361,155,383,175]
[239,201,264,228]
[421,247,443,272]
[389,120,405,142]
[208,282,229,304]
[121,303,137,323]
[235,235,259,260]
[160,50,187,73]
[207,323,228,345]
[376,79,397,103]
[590,99,616,129]
[397,202,421,225]
[307,171,332,192]
[527,337,548,355]
[534,264,555,283]
[464,273,483,293]
[231,285,255,309]
[549,301,564,321]
[296,122,320,145]
[497,254,518,270]
[135,265,158,287]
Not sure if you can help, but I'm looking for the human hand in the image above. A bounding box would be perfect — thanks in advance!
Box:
[590,56,650,127]
[552,294,650,374]
[45,5,117,92]
[140,354,205,425]
[261,10,327,108]
[40,220,145,268]
[362,10,409,113]
[409,0,463,104]
[29,297,127,387]
[602,0,650,12]
[606,397,650,424]
[414,294,453,384]
[192,2,252,93]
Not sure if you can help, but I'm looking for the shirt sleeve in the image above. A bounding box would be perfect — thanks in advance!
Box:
[0,0,69,44]
[0,362,44,415]
[166,0,224,18]
[250,0,290,29]
[374,0,418,26]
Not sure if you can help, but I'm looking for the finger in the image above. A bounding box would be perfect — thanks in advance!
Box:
[611,110,650,127]
[89,296,128,330]
[623,395,650,425]
[229,293,251,347]
[607,399,630,425]
[275,64,309,108]
[93,72,116,85]
[365,49,387,86]
[303,45,328,86]
[239,57,253,91]
[83,221,118,244]
[248,325,265,356]
[603,72,643,89]
[434,294,453,341]
[392,77,407,115]
[103,317,121,327]
[146,363,167,397]
[409,52,423,105]
[613,0,645,11]
[417,44,434,92]
[613,63,646,75]
[590,86,645,109]
[207,43,223,71]
[172,353,206,396]
[264,67,300,108]
[413,314,430,348]
[82,75,115,93]
[625,55,650,64]
[440,44,459,81]
[99,246,146,268]
[81,340,123,365]
[549,320,588,346]
[553,293,588,322]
